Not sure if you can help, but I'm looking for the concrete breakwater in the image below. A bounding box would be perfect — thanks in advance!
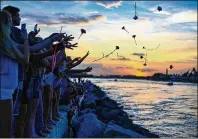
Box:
[45,83,159,138]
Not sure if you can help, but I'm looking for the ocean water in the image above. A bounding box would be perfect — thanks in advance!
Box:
[87,78,198,138]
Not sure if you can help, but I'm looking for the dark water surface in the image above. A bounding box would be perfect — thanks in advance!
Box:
[88,78,197,138]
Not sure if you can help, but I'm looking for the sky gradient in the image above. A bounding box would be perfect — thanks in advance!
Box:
[1,1,197,76]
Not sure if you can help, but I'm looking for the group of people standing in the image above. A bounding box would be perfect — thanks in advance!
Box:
[0,5,92,138]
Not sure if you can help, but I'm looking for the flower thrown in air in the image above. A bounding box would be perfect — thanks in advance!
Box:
[132,35,137,46]
[122,26,129,33]
[143,44,160,51]
[133,2,138,20]
[133,15,138,20]
[157,6,162,12]
[78,29,86,39]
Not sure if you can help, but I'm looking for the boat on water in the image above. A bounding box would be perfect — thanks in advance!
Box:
[167,80,173,86]
[114,79,117,81]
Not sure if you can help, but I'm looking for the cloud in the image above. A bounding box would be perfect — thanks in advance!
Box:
[116,66,134,69]
[75,63,117,76]
[167,56,197,64]
[149,7,171,15]
[165,10,197,25]
[21,12,106,27]
[137,68,158,72]
[163,22,197,33]
[96,1,122,9]
[84,11,99,15]
[111,57,131,61]
[192,56,197,60]
[89,15,106,20]
[167,45,197,53]
[131,53,145,56]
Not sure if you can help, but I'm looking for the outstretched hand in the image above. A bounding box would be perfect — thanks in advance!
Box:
[62,34,74,42]
[64,42,78,50]
[73,57,81,61]
[85,51,90,56]
[50,33,65,42]
[34,24,40,35]
[85,66,92,72]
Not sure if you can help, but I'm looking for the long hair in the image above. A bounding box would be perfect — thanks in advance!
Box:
[0,10,24,62]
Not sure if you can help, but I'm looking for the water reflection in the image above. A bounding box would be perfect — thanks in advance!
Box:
[88,78,197,138]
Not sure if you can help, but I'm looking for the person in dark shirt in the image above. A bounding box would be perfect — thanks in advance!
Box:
[0,10,29,138]
[3,5,66,138]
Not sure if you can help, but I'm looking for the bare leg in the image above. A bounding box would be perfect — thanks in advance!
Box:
[0,99,13,138]
[23,98,39,138]
[42,85,51,133]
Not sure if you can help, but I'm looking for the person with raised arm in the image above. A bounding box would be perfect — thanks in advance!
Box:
[0,10,29,138]
[2,5,65,137]
[22,36,77,138]
[67,51,90,69]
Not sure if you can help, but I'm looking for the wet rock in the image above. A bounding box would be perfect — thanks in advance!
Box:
[103,121,146,138]
[126,123,160,138]
[76,113,105,138]
[79,108,96,116]
[98,108,126,121]
[92,88,107,99]
[99,98,119,109]
[82,94,98,109]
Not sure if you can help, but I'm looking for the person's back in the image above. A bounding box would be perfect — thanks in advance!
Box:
[0,10,29,138]
[11,26,25,44]
[0,52,18,100]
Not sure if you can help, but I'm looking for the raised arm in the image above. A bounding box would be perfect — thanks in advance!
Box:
[31,42,78,61]
[67,57,81,67]
[20,26,29,64]
[68,51,89,69]
[18,33,65,52]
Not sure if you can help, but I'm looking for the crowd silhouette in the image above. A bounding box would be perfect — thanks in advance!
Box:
[0,5,93,138]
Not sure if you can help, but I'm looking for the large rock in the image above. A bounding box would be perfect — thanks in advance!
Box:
[76,113,105,138]
[98,108,126,121]
[112,117,134,130]
[126,123,160,138]
[79,108,96,116]
[103,121,146,138]
[82,94,99,109]
[91,88,107,99]
[100,98,119,109]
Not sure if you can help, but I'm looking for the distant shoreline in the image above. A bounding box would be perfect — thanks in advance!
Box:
[72,76,198,84]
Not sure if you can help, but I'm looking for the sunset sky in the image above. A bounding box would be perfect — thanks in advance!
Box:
[1,1,197,76]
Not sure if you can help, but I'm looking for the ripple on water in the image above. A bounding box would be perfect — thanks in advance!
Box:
[88,78,197,138]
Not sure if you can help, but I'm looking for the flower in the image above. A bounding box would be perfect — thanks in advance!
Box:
[122,26,129,33]
[133,15,138,20]
[157,6,162,12]
[78,29,86,39]
[140,56,143,59]
[169,65,173,69]
[81,29,86,34]
[116,46,119,50]
[143,46,145,49]
[132,35,136,39]
[143,63,147,66]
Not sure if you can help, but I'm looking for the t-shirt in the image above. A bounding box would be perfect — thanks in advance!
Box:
[0,51,18,100]
[10,26,25,81]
